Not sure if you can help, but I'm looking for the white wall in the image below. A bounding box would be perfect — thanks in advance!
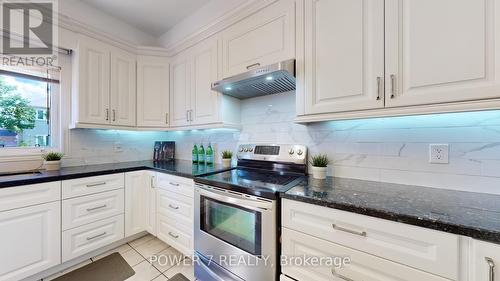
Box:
[156,92,500,195]
[58,0,158,46]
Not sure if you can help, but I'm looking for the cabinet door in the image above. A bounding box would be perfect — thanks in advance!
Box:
[385,0,500,107]
[77,35,110,124]
[137,56,170,127]
[110,48,136,126]
[221,0,296,78]
[125,171,147,237]
[170,53,191,127]
[190,37,220,126]
[147,172,157,236]
[0,202,60,281]
[302,0,385,115]
[473,240,500,281]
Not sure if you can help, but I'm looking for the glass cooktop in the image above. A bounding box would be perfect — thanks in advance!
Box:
[195,167,305,199]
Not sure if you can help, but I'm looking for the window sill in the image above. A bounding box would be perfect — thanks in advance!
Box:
[0,147,59,162]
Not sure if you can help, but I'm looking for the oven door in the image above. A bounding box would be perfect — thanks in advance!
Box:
[194,184,276,281]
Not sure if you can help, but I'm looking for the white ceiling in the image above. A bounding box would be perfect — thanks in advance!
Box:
[80,0,209,36]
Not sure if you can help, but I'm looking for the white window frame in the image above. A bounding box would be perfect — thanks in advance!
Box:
[0,64,63,161]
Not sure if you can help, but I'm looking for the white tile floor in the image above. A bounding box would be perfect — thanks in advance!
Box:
[43,234,195,281]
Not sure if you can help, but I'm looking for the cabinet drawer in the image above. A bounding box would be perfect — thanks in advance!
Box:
[62,189,124,230]
[157,189,193,225]
[0,181,60,212]
[62,174,124,199]
[62,214,124,262]
[472,240,500,281]
[157,214,193,256]
[282,228,450,281]
[155,173,194,198]
[282,199,459,280]
[221,0,295,78]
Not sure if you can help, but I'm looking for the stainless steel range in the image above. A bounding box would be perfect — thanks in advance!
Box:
[193,144,307,281]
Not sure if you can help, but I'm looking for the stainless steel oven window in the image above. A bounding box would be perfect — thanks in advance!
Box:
[200,195,262,256]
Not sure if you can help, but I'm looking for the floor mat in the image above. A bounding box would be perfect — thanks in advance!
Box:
[52,252,135,281]
[170,273,190,281]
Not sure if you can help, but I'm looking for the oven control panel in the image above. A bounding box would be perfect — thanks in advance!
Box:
[237,144,307,164]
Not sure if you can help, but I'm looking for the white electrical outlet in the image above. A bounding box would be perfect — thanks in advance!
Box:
[114,142,123,153]
[429,144,449,164]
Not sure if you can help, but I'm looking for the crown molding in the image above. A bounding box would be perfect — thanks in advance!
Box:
[161,0,278,56]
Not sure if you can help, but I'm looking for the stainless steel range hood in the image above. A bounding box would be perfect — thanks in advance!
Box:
[211,59,295,99]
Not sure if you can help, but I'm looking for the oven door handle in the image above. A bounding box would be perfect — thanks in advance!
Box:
[196,185,273,211]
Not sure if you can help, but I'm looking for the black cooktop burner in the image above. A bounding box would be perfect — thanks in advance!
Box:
[194,167,305,199]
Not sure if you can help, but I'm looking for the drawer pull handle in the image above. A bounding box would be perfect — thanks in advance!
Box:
[169,204,179,210]
[390,74,397,99]
[332,224,367,237]
[168,232,179,239]
[86,205,107,212]
[86,182,106,187]
[331,268,354,281]
[486,257,495,281]
[86,232,107,241]
[169,182,180,187]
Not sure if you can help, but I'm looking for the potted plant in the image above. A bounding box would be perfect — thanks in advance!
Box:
[221,150,233,168]
[310,154,330,179]
[42,152,64,171]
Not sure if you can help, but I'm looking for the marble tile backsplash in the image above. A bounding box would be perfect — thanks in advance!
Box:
[61,91,500,195]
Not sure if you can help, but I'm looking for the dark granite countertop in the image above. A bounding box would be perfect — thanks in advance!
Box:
[0,160,230,188]
[283,177,500,244]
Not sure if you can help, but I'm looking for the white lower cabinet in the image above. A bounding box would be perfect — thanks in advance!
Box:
[62,214,124,262]
[125,171,149,236]
[282,199,460,281]
[282,228,450,281]
[0,201,61,281]
[156,174,194,257]
[472,240,500,281]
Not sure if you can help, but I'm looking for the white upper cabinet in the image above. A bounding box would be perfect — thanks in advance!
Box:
[170,36,240,128]
[301,0,385,115]
[170,52,192,127]
[190,37,220,126]
[110,47,136,126]
[221,0,296,78]
[74,34,137,127]
[75,35,110,125]
[385,0,500,107]
[136,56,170,128]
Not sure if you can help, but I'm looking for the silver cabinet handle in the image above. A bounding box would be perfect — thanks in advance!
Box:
[86,204,107,212]
[105,109,109,121]
[189,110,193,121]
[86,182,106,187]
[376,77,382,101]
[165,113,169,125]
[150,176,155,188]
[168,232,179,239]
[486,257,495,281]
[246,63,261,69]
[390,74,397,99]
[112,109,116,122]
[332,224,367,237]
[331,268,354,281]
[186,110,189,122]
[169,182,180,187]
[86,232,107,241]
[168,204,179,210]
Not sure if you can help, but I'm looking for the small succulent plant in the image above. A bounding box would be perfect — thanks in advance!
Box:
[310,154,330,167]
[42,151,64,161]
[221,150,233,159]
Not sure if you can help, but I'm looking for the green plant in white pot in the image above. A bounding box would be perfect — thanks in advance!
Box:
[310,154,330,179]
[221,150,233,168]
[42,152,64,171]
